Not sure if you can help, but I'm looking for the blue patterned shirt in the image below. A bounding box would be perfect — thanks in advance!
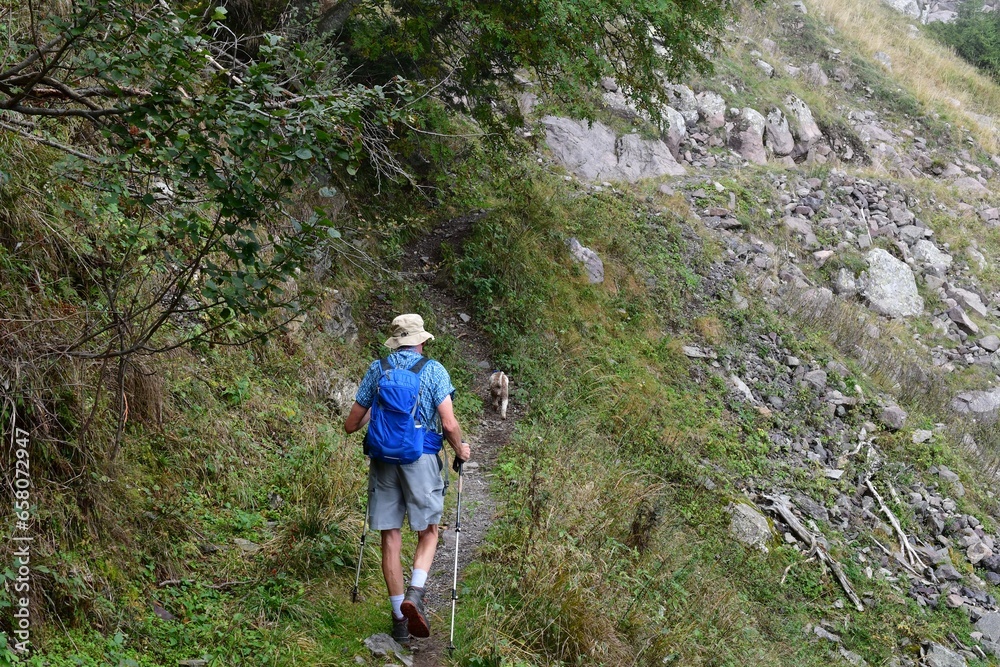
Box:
[355,349,456,436]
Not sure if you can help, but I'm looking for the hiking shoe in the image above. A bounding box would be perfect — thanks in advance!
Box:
[391,614,410,644]
[400,585,430,638]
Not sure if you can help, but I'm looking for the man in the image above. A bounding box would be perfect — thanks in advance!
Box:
[344,313,471,643]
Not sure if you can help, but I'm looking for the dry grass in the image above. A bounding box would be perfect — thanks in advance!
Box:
[804,0,1000,151]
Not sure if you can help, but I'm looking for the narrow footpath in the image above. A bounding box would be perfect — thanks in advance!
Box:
[368,213,516,665]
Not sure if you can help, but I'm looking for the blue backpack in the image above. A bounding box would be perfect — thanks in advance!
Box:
[366,356,430,464]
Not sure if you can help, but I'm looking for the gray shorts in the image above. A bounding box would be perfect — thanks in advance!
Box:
[369,453,445,532]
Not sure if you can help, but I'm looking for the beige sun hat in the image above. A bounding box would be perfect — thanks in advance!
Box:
[384,313,435,349]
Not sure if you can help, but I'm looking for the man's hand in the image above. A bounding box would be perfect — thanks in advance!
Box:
[453,442,471,471]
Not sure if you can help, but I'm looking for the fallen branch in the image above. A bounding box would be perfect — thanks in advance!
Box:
[765,495,865,612]
[864,477,926,571]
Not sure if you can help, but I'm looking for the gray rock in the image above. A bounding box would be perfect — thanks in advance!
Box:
[874,51,892,70]
[364,633,411,666]
[954,177,988,195]
[729,503,773,552]
[765,108,795,156]
[925,643,967,667]
[952,288,988,318]
[814,625,842,642]
[696,91,727,129]
[935,564,964,581]
[784,216,819,248]
[979,335,1000,353]
[665,84,699,127]
[233,538,261,554]
[911,240,953,274]
[791,0,807,13]
[968,542,993,565]
[804,369,828,391]
[803,63,829,87]
[728,108,768,165]
[834,268,858,296]
[912,429,933,444]
[948,306,979,335]
[880,405,908,431]
[926,10,958,23]
[320,296,359,343]
[858,249,923,318]
[976,613,1000,643]
[662,106,688,157]
[178,661,208,667]
[953,389,1000,415]
[541,116,685,182]
[541,116,618,181]
[729,374,755,402]
[566,238,604,283]
[881,0,920,18]
[786,95,823,145]
[755,59,775,78]
[937,466,960,483]
[616,133,687,181]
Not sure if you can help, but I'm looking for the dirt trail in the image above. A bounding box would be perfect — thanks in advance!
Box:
[367,213,515,665]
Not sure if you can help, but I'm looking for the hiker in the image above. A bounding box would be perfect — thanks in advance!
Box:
[344,313,471,643]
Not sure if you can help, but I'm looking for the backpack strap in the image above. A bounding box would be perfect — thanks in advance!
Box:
[408,357,430,376]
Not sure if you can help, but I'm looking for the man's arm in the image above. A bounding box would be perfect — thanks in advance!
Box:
[344,402,370,434]
[437,396,471,462]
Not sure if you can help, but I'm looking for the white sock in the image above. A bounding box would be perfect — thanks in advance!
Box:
[410,568,428,589]
[390,594,404,620]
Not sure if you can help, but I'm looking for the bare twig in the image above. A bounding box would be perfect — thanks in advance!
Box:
[765,495,865,612]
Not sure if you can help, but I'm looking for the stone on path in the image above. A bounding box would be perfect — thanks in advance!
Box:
[365,634,412,667]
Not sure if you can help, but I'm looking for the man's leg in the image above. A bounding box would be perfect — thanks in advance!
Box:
[381,528,405,596]
[408,524,438,590]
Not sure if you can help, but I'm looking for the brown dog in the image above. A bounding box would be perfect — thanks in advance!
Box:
[489,371,509,420]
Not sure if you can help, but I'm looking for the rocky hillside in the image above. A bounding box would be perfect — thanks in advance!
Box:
[503,0,1000,664]
[11,0,1000,665]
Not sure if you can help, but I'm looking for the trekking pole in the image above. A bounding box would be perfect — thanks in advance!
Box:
[352,462,373,604]
[447,458,464,655]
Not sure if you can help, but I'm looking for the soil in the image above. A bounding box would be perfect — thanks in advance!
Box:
[367,212,516,666]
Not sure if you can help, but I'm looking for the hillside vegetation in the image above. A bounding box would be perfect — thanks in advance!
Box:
[7,0,1000,665]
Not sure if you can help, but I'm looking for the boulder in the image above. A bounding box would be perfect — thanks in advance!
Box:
[954,176,988,195]
[976,613,1000,643]
[953,389,1000,415]
[880,405,908,431]
[765,108,795,156]
[858,249,923,318]
[727,108,768,164]
[616,134,688,181]
[924,643,967,667]
[786,95,823,146]
[566,238,604,283]
[664,84,699,127]
[696,91,727,129]
[541,116,686,183]
[911,240,952,275]
[948,306,979,335]
[979,335,1000,353]
[541,116,618,182]
[803,63,829,87]
[968,542,993,565]
[662,106,688,158]
[952,288,988,318]
[729,503,773,552]
[881,0,920,18]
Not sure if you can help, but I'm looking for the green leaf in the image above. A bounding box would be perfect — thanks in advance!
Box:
[294,148,313,160]
[327,227,341,239]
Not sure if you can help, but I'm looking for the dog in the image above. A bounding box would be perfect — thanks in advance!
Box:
[489,371,509,420]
